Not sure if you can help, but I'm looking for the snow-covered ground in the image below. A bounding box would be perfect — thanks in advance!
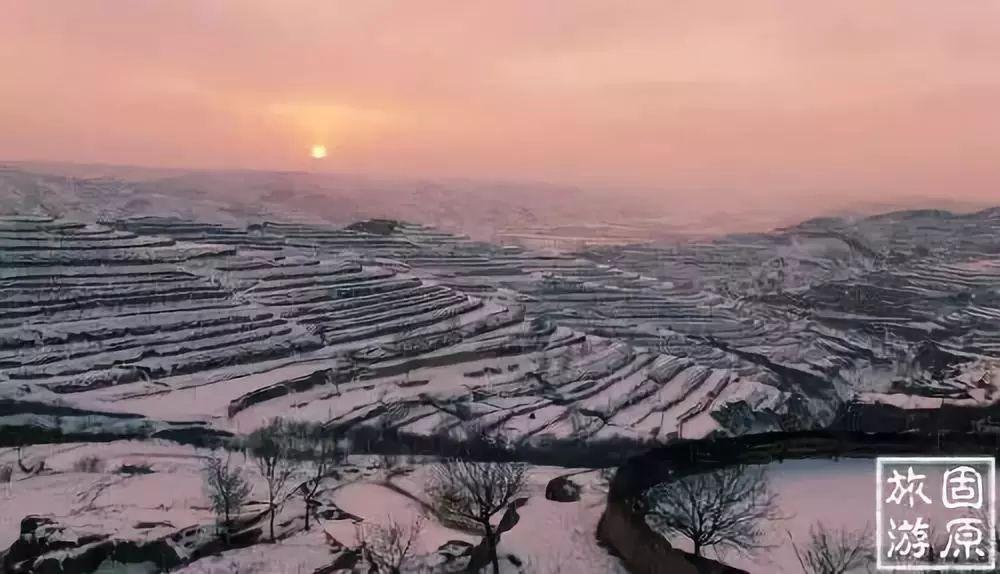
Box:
[323,465,627,574]
[172,529,339,574]
[1,441,625,573]
[494,468,627,574]
[0,441,218,550]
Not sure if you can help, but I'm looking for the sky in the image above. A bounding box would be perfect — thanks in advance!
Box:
[2,1,999,207]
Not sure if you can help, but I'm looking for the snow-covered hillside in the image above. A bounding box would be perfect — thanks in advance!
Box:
[2,206,999,573]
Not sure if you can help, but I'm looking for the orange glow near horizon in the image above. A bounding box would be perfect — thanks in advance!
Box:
[1,1,999,209]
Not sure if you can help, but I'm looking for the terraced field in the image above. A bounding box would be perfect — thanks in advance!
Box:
[0,217,323,395]
[108,218,855,439]
[580,208,1000,409]
[3,208,999,574]
[2,216,798,461]
[5,209,1000,459]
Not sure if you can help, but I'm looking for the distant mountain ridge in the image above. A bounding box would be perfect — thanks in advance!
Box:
[1,161,993,246]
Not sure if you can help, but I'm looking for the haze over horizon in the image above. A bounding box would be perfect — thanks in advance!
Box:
[2,1,999,214]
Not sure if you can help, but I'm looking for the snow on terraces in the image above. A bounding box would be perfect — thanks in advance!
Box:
[586,210,1000,406]
[839,208,1000,259]
[0,218,492,402]
[0,214,891,514]
[220,323,794,449]
[401,226,949,425]
[107,218,702,350]
[37,216,838,439]
[782,240,999,401]
[0,217,323,394]
[344,220,853,427]
[115,216,286,250]
[2,218,732,447]
[794,257,1000,360]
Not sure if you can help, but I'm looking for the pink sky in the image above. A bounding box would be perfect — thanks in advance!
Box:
[2,1,999,206]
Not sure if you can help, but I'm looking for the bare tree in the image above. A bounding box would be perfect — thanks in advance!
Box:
[247,419,300,542]
[427,459,526,574]
[293,427,339,532]
[203,454,253,543]
[788,522,873,574]
[0,463,12,496]
[645,465,782,557]
[357,516,425,574]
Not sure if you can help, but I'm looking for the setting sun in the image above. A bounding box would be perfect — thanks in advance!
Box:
[310,144,327,159]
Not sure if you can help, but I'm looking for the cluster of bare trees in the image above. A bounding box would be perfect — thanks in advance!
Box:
[201,416,879,574]
[427,459,527,574]
[202,418,342,544]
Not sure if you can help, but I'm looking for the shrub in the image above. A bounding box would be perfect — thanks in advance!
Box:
[118,462,154,475]
[73,455,105,473]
